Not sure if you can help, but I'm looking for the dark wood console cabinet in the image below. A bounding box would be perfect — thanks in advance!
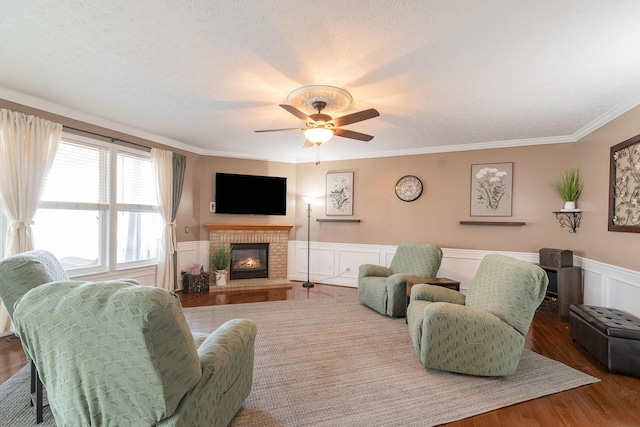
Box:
[539,265,582,322]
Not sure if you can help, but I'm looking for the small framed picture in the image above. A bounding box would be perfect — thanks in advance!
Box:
[326,171,354,216]
[470,162,513,217]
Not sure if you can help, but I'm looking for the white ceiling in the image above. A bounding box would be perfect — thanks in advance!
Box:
[2,1,640,163]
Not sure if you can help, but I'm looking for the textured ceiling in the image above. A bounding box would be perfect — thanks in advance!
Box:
[1,1,640,163]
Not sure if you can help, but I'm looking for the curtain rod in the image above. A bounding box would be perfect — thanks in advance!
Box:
[63,125,151,151]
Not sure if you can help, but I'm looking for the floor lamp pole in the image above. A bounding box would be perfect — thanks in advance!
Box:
[302,198,314,290]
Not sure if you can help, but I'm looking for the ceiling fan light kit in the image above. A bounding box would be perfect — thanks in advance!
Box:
[304,127,334,145]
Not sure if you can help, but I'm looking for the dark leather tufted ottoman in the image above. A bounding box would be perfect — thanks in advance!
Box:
[570,304,640,377]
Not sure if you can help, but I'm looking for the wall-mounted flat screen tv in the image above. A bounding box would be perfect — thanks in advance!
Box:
[215,172,287,215]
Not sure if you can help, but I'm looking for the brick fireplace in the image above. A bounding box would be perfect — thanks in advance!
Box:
[204,224,293,280]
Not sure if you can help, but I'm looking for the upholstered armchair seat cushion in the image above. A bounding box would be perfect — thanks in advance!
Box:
[407,254,548,376]
[358,243,443,317]
[14,280,257,427]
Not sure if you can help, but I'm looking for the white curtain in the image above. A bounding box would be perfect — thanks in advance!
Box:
[151,148,174,291]
[0,109,62,333]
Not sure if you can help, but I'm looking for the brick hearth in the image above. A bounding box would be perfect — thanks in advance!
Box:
[204,224,293,280]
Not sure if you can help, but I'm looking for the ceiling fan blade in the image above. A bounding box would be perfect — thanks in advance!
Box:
[333,128,374,141]
[254,128,303,133]
[279,104,315,122]
[331,108,380,127]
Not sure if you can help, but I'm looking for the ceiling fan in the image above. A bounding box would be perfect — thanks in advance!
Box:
[255,100,380,148]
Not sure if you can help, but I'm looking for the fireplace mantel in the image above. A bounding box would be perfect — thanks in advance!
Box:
[204,224,293,232]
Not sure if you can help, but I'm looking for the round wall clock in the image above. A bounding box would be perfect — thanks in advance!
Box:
[395,175,423,202]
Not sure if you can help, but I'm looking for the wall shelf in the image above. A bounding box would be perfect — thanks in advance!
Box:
[459,221,526,226]
[553,210,582,233]
[317,219,361,223]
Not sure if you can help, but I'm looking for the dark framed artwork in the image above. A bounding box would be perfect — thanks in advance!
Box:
[609,133,640,233]
[326,171,354,216]
[470,162,513,217]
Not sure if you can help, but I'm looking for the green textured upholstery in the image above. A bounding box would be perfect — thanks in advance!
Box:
[0,250,144,424]
[14,280,257,427]
[407,254,548,376]
[358,243,443,317]
[0,249,69,319]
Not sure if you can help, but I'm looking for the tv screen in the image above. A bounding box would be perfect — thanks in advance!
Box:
[215,173,287,215]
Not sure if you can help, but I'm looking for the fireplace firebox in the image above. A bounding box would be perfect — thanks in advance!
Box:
[230,243,269,280]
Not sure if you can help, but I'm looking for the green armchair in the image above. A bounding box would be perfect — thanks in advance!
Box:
[0,249,69,320]
[0,249,70,423]
[14,280,257,427]
[358,243,443,317]
[407,254,548,376]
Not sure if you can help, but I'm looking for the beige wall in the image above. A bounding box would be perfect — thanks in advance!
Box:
[197,156,297,240]
[293,144,579,252]
[575,105,640,271]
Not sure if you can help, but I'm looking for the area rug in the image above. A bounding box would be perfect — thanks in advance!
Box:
[0,295,599,426]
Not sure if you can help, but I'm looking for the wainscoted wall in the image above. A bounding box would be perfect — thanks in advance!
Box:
[177,240,640,317]
[176,240,211,288]
[576,257,640,318]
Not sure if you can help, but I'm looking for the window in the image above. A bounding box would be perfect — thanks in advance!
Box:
[116,152,162,265]
[32,134,162,275]
[0,212,6,261]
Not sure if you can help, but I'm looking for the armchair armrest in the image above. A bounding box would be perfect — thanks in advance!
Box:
[359,264,392,279]
[162,319,258,426]
[198,319,257,369]
[411,283,465,305]
[198,319,258,393]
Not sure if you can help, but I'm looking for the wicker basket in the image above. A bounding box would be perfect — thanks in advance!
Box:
[181,272,210,294]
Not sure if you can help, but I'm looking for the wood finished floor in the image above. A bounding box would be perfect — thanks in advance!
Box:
[1,282,639,426]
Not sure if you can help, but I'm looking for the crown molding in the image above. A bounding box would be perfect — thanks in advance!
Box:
[0,86,206,155]
[3,86,639,164]
[571,90,640,141]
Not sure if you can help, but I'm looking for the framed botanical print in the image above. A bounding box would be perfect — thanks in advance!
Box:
[609,133,640,233]
[326,171,354,216]
[470,162,513,217]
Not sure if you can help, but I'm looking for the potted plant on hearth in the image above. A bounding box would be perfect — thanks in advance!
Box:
[552,169,584,211]
[210,245,232,286]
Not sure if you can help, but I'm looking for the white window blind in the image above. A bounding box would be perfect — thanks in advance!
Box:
[41,139,108,206]
[35,139,109,272]
[116,151,161,265]
[32,134,162,273]
[117,152,156,208]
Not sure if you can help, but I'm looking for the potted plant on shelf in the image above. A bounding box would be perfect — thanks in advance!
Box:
[552,169,584,211]
[210,245,232,286]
